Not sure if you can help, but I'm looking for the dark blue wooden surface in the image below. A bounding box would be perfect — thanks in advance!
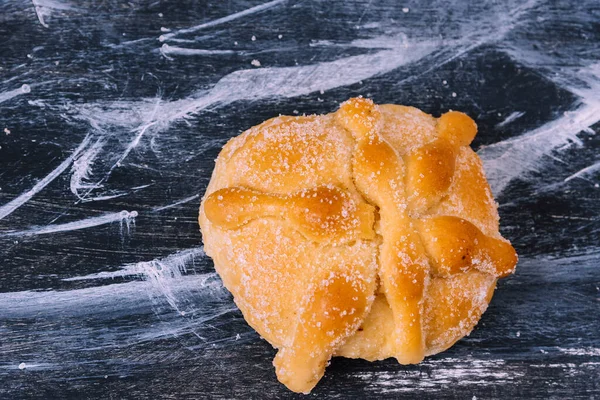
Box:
[1,0,599,398]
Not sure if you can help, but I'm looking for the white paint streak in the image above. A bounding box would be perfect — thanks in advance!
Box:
[0,135,91,221]
[496,111,525,128]
[152,38,439,123]
[1,362,55,370]
[62,247,208,314]
[32,0,49,28]
[385,0,538,90]
[515,248,600,283]
[106,98,161,179]
[132,253,189,314]
[70,99,162,201]
[0,85,31,104]
[479,103,600,195]
[160,44,236,57]
[0,247,222,320]
[64,247,205,281]
[480,59,600,195]
[558,348,600,356]
[73,0,537,199]
[0,210,137,237]
[1,274,223,318]
[564,161,600,182]
[87,193,128,202]
[70,137,105,199]
[153,194,200,212]
[130,183,153,190]
[160,0,286,41]
[71,36,439,197]
[352,358,523,393]
[31,0,74,28]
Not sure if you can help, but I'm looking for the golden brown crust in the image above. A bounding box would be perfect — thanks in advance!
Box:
[198,98,517,393]
[336,98,429,364]
[204,186,375,244]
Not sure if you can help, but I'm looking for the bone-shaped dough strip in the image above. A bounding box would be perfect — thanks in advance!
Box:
[404,111,477,217]
[405,139,457,217]
[418,216,517,278]
[336,97,428,364]
[204,185,376,243]
[273,267,376,393]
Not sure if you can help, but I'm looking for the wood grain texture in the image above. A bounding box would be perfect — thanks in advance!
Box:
[0,0,599,398]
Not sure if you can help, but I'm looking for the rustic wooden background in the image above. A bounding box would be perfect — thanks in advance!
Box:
[1,0,599,398]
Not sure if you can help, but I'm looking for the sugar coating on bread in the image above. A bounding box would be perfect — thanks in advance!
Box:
[198,98,517,393]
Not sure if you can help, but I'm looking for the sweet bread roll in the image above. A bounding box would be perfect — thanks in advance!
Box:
[198,98,517,393]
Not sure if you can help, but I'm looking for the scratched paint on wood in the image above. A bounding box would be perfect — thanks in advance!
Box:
[0,0,599,398]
